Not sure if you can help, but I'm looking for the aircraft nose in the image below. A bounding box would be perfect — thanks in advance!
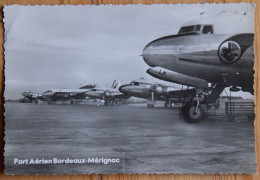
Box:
[119,85,130,94]
[142,39,168,67]
[42,92,51,96]
[22,92,27,96]
[142,43,155,67]
[142,36,180,67]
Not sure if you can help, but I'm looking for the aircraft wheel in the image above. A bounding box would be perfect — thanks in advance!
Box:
[114,100,119,106]
[234,116,241,123]
[35,99,39,105]
[104,101,109,106]
[182,102,203,123]
[71,99,76,104]
[147,104,154,108]
[214,99,220,109]
[48,100,52,105]
[112,100,116,106]
[164,101,172,109]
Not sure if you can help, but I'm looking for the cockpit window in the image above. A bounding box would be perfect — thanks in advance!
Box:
[131,81,139,85]
[178,25,202,34]
[195,25,201,31]
[202,25,213,34]
[46,90,52,93]
[178,25,195,34]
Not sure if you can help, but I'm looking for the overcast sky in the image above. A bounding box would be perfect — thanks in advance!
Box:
[3,3,255,99]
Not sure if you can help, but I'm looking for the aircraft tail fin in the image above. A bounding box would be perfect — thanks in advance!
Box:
[111,80,121,89]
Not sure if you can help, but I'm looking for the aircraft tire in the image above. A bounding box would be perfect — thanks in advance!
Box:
[182,102,203,123]
[234,116,241,123]
[35,99,39,105]
[71,99,76,105]
[164,101,171,109]
[104,101,108,106]
[48,100,52,105]
[147,104,154,108]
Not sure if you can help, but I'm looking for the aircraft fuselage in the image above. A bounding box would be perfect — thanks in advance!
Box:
[143,33,254,92]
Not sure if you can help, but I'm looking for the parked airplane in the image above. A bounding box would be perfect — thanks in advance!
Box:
[42,84,96,104]
[142,10,254,123]
[85,80,131,106]
[20,91,44,104]
[119,78,195,108]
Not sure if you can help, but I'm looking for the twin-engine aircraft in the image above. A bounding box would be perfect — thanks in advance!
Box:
[142,11,254,123]
[42,84,96,104]
[119,78,195,108]
[85,80,131,106]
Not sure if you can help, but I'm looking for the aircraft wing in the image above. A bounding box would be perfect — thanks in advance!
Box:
[91,88,108,92]
[84,90,104,99]
[111,92,126,97]
[43,91,89,100]
[111,92,131,100]
[72,92,89,99]
[167,88,196,97]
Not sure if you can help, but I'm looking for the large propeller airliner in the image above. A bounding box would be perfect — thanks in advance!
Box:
[142,11,254,123]
[119,78,195,108]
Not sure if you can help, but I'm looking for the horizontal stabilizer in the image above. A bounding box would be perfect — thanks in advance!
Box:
[146,67,208,88]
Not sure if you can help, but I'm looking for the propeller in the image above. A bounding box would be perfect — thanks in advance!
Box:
[150,84,165,95]
[149,84,164,107]
[104,91,111,97]
[155,85,163,94]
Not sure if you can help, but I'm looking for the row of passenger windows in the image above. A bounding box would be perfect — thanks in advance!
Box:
[178,25,213,34]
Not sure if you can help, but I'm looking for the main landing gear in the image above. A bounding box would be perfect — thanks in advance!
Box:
[147,91,155,108]
[34,99,40,105]
[47,99,53,104]
[164,100,173,109]
[181,84,225,123]
[70,99,79,104]
[98,100,121,106]
[181,92,204,123]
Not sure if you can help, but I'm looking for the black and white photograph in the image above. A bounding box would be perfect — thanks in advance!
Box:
[3,3,256,174]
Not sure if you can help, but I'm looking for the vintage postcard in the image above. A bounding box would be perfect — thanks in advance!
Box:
[3,3,256,174]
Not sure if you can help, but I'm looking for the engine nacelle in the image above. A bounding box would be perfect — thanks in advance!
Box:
[155,85,163,94]
[151,85,168,95]
[104,91,111,97]
[147,67,208,88]
[32,94,38,98]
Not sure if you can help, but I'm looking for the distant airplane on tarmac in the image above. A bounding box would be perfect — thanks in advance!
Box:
[85,80,131,106]
[119,78,195,108]
[20,91,44,104]
[42,84,96,104]
[142,11,254,123]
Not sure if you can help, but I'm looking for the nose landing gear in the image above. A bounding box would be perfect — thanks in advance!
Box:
[181,83,225,123]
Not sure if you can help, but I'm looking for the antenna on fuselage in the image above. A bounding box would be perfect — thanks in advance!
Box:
[200,12,205,18]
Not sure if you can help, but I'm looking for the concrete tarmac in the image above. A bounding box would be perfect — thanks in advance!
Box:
[4,102,256,174]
